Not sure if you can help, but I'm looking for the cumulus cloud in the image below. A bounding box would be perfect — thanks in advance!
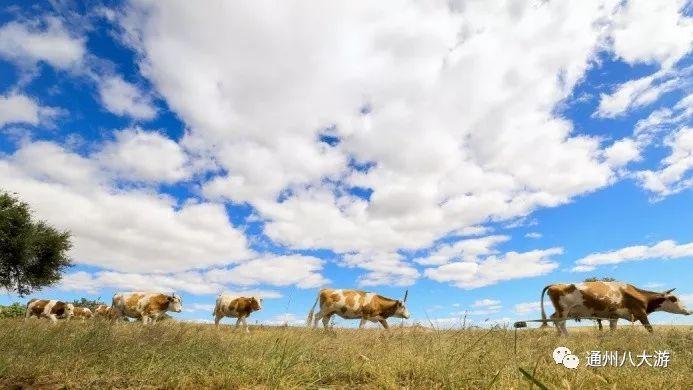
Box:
[573,240,693,271]
[635,127,693,197]
[603,138,641,168]
[118,0,644,281]
[514,301,541,315]
[263,313,306,326]
[634,93,692,141]
[184,303,215,313]
[471,299,502,313]
[97,127,190,183]
[0,93,60,127]
[425,246,562,289]
[609,0,692,67]
[97,75,157,119]
[341,252,419,287]
[596,68,687,118]
[205,255,328,289]
[0,141,252,273]
[58,270,284,297]
[414,236,509,266]
[596,0,692,119]
[0,17,85,69]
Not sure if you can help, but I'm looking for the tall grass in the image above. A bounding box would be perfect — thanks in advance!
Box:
[0,319,691,389]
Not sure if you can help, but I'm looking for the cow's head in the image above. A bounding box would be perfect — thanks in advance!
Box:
[168,293,183,313]
[64,303,75,318]
[657,289,690,315]
[250,297,263,312]
[393,290,410,319]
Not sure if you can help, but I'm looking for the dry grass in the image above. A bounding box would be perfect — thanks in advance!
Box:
[0,319,691,389]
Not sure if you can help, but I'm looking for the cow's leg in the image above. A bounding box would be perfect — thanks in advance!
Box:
[555,315,569,336]
[358,318,367,329]
[235,316,242,330]
[378,319,389,330]
[609,319,618,330]
[242,316,250,333]
[549,313,562,335]
[321,313,333,329]
[214,313,224,326]
[141,315,151,325]
[597,319,603,331]
[47,314,58,324]
[635,312,653,333]
[311,310,323,328]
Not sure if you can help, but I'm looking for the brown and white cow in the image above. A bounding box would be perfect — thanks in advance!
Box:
[72,307,93,320]
[213,295,262,333]
[25,299,74,323]
[112,292,183,325]
[307,288,410,329]
[541,281,690,335]
[94,304,112,319]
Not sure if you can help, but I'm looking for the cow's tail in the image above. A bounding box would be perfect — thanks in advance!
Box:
[539,285,552,328]
[305,292,320,327]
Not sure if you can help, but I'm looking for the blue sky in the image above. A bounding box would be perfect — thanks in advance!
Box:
[0,0,691,327]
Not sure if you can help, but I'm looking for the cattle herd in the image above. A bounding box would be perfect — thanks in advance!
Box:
[20,281,690,335]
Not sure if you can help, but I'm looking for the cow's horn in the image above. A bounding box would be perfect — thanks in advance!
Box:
[664,288,675,294]
[403,290,409,303]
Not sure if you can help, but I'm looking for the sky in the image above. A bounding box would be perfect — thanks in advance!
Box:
[0,0,691,328]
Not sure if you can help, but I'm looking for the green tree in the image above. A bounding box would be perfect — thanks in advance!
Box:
[583,277,616,282]
[0,303,25,318]
[0,191,72,296]
[71,297,106,311]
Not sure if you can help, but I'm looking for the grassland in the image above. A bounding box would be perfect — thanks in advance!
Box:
[0,319,691,389]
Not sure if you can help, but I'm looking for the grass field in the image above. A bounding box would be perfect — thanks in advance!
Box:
[1,319,691,389]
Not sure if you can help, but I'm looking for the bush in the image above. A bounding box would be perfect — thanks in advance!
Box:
[0,303,25,318]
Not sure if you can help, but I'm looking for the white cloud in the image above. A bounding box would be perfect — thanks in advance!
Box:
[609,0,692,67]
[635,127,692,197]
[596,69,685,118]
[119,0,639,281]
[0,93,60,127]
[524,232,542,239]
[263,313,305,326]
[341,252,419,287]
[514,301,541,315]
[97,127,190,183]
[634,93,692,141]
[472,298,501,308]
[425,247,562,289]
[469,298,502,314]
[97,75,157,119]
[596,0,691,118]
[184,303,215,313]
[602,137,642,169]
[0,141,252,273]
[573,240,693,271]
[414,235,509,266]
[205,255,328,289]
[0,18,85,69]
[58,270,284,297]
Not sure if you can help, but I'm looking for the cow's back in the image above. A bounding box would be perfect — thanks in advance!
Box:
[112,292,148,318]
[320,289,376,319]
[215,295,249,318]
